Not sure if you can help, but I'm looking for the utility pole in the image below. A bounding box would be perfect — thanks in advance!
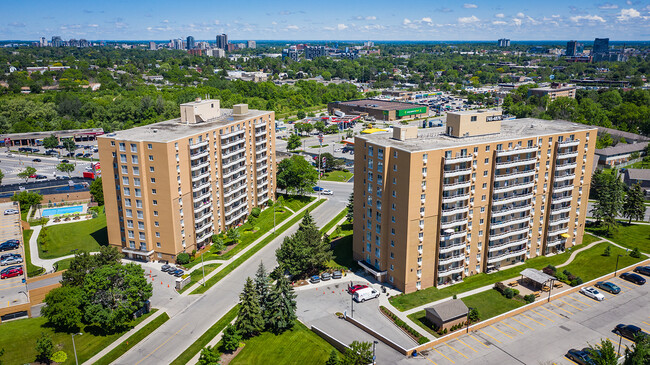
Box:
[318,133,323,198]
[372,340,378,364]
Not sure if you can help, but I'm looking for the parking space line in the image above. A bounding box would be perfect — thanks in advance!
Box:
[479,329,501,344]
[444,343,468,359]
[530,308,554,322]
[565,356,580,365]
[550,303,573,315]
[521,313,546,327]
[501,321,524,334]
[423,354,438,365]
[613,281,633,290]
[490,324,513,339]
[567,296,591,307]
[540,306,563,318]
[432,347,455,363]
[614,333,635,344]
[642,321,650,327]
[469,334,489,348]
[457,339,477,353]
[512,316,534,330]
[558,299,583,312]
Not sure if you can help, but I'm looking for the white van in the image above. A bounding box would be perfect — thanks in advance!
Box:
[353,287,380,302]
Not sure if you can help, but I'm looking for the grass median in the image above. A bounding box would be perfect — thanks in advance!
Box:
[178,263,221,294]
[190,199,325,295]
[319,207,347,235]
[322,170,353,182]
[94,311,169,365]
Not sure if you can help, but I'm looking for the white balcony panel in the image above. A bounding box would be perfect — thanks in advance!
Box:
[488,238,528,252]
[491,205,533,218]
[489,227,529,241]
[443,168,472,177]
[555,162,577,171]
[496,158,536,169]
[441,206,469,217]
[493,181,535,193]
[496,146,539,156]
[492,193,534,207]
[552,195,573,205]
[494,170,535,182]
[441,230,467,241]
[442,181,471,191]
[548,227,569,237]
[487,249,526,264]
[554,174,576,183]
[438,255,465,265]
[553,185,574,194]
[441,218,468,230]
[490,216,530,230]
[438,266,464,276]
[559,140,580,147]
[442,193,470,204]
[445,155,473,164]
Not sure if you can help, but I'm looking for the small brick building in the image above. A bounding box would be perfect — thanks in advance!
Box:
[425,299,468,331]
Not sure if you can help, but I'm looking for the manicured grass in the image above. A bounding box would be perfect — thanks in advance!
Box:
[407,310,440,338]
[54,257,74,271]
[178,263,221,294]
[322,170,353,182]
[230,321,336,365]
[628,161,650,169]
[586,223,650,253]
[309,144,330,148]
[319,208,347,235]
[38,207,107,259]
[462,289,525,320]
[23,229,44,277]
[170,305,239,365]
[282,194,315,213]
[0,309,156,365]
[191,199,325,295]
[582,233,602,245]
[560,242,644,281]
[94,312,170,365]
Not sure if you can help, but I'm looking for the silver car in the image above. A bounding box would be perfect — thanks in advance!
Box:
[1,254,23,266]
[3,209,19,215]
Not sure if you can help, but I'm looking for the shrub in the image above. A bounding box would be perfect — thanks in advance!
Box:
[555,272,568,282]
[442,328,448,334]
[603,245,611,257]
[523,294,536,304]
[51,350,67,363]
[512,289,520,296]
[542,265,556,276]
[503,288,515,299]
[468,308,480,323]
[452,294,457,299]
[570,277,583,287]
[177,253,190,265]
[251,207,261,218]
[630,247,641,258]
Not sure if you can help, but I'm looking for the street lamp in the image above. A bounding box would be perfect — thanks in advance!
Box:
[72,332,83,365]
[466,307,474,333]
[372,340,379,364]
[615,254,624,277]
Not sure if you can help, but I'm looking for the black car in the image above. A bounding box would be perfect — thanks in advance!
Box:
[620,272,646,285]
[61,159,69,163]
[566,349,594,365]
[633,266,650,276]
[83,153,92,158]
[161,264,172,272]
[614,324,650,342]
[0,242,19,252]
[32,158,41,162]
[35,175,47,180]
[75,153,84,157]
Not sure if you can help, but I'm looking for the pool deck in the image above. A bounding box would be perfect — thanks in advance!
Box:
[34,203,89,219]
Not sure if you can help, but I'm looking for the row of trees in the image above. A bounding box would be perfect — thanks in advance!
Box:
[585,337,649,365]
[590,169,645,233]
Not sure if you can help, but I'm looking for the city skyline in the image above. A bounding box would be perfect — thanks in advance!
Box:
[1,0,649,41]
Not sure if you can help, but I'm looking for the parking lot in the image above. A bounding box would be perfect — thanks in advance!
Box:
[408,272,649,365]
[0,201,28,310]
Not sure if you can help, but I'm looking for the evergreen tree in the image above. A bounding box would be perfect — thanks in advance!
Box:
[623,336,650,364]
[346,193,354,223]
[622,183,645,224]
[254,261,271,325]
[276,212,333,277]
[299,210,317,232]
[325,349,340,365]
[591,169,625,234]
[221,324,242,353]
[235,277,264,338]
[266,276,297,334]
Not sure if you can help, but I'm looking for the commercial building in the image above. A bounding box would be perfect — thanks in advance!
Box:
[593,38,610,55]
[353,110,596,293]
[566,40,584,57]
[328,99,428,121]
[216,34,228,50]
[305,46,327,60]
[186,36,195,50]
[528,83,576,101]
[498,38,510,47]
[98,99,275,262]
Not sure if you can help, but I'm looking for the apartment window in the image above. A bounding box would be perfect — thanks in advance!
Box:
[154,221,159,227]
[482,183,487,189]
[135,188,141,197]
[134,178,140,186]
[391,216,396,223]
[393,164,397,171]
[378,148,384,159]
[127,220,133,228]
[479,230,483,236]
[139,232,145,240]
[123,187,130,196]
[150,178,156,183]
[124,198,131,207]
[111,141,115,146]
[471,115,477,122]
[130,143,137,152]
[136,200,143,208]
[390,240,395,247]
[392,190,396,197]
[422,167,427,174]
[422,153,428,161]
[133,166,139,175]
[156,242,161,248]
[390,265,394,271]
[120,154,127,163]
[368,146,373,156]
[152,189,157,195]
[119,142,125,151]
[496,144,502,151]
[131,155,138,164]
[138,221,144,230]
[128,230,134,238]
[391,228,395,235]
[147,143,153,149]
[483,171,488,177]
[481,195,486,201]
[480,218,484,224]
[480,206,485,213]
[393,151,397,158]
[485,145,490,152]
[156,232,161,238]
[393,177,396,184]
[368,159,373,169]
[392,203,396,210]
[126,209,132,218]
[153,211,158,216]
[484,158,489,164]
[149,155,154,161]
[152,200,157,205]
[122,177,129,185]
[137,211,143,219]
[149,166,155,173]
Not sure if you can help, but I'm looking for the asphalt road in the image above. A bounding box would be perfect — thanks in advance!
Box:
[0,150,97,185]
[115,181,353,365]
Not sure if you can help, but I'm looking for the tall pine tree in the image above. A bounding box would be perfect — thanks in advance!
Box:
[622,183,645,224]
[254,261,271,326]
[235,277,264,338]
[266,275,297,334]
[276,212,333,277]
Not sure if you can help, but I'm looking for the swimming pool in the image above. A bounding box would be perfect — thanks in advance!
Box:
[42,205,84,217]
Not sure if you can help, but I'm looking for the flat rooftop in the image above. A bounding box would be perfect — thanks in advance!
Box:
[530,85,576,91]
[334,99,423,111]
[98,108,271,143]
[357,118,596,152]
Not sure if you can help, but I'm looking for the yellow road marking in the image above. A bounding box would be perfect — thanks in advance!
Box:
[135,322,190,365]
[643,321,650,327]
[445,342,468,359]
[521,313,546,327]
[479,329,501,344]
[470,334,489,348]
[614,333,635,344]
[490,324,513,339]
[568,296,592,307]
[423,354,438,365]
[550,303,573,315]
[565,356,580,365]
[512,317,534,330]
[457,339,477,353]
[530,309,554,323]
[0,284,24,292]
[501,321,524,334]
[540,306,563,318]
[558,299,583,312]
[614,281,633,290]
[432,347,455,364]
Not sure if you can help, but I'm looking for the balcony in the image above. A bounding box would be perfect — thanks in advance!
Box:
[496,157,537,169]
[491,204,532,218]
[196,228,213,242]
[441,205,469,216]
[222,155,243,170]
[257,155,268,164]
[490,216,530,229]
[441,229,467,241]
[193,199,212,211]
[190,149,210,160]
[192,180,211,192]
[194,211,213,225]
[442,193,470,204]
[223,164,246,179]
[224,184,246,199]
[551,206,572,215]
[255,128,267,137]
[559,139,580,147]
[221,128,245,140]
[493,181,535,193]
[557,151,579,160]
[496,146,538,156]
[257,171,269,181]
[554,173,576,183]
[555,162,577,171]
[190,140,209,149]
[222,146,244,159]
[192,170,211,183]
[441,218,468,230]
[487,248,526,264]
[195,222,213,236]
[222,175,245,190]
[552,195,573,205]
[549,217,571,226]
[494,169,535,182]
[443,168,472,178]
[444,155,473,164]
[489,237,528,252]
[548,226,569,236]
[438,254,465,265]
[258,195,270,205]
[193,190,211,204]
[438,266,464,276]
[492,193,534,206]
[489,227,529,241]
[442,180,471,191]
[225,208,248,226]
[547,238,566,247]
[439,240,466,254]
[553,185,574,194]
[191,160,210,172]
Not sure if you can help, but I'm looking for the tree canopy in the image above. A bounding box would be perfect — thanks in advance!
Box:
[276,155,318,195]
[276,211,334,278]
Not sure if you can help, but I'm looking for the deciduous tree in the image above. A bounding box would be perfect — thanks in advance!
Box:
[41,286,84,332]
[11,190,43,208]
[35,332,53,365]
[43,135,59,150]
[588,338,618,365]
[90,177,104,205]
[343,341,373,365]
[287,133,301,151]
[56,162,75,177]
[276,155,318,195]
[197,346,221,365]
[17,166,37,182]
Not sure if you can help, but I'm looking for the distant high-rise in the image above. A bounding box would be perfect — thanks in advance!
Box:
[186,36,195,50]
[497,38,510,47]
[172,38,183,50]
[51,36,63,47]
[149,41,156,50]
[593,38,609,54]
[247,40,256,49]
[566,40,584,57]
[216,34,228,50]
[304,45,327,60]
[39,37,47,47]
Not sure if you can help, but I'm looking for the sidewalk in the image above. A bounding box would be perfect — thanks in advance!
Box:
[27,225,76,273]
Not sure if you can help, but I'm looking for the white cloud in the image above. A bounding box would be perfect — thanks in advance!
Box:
[403,18,412,25]
[88,24,98,28]
[626,0,632,4]
[337,23,348,30]
[495,13,505,18]
[458,15,480,24]
[286,25,299,30]
[570,14,606,22]
[463,3,478,8]
[492,20,507,25]
[366,15,376,20]
[513,18,522,26]
[516,12,525,18]
[162,19,169,23]
[421,17,433,23]
[598,3,618,9]
[617,8,641,21]
[214,20,220,25]
[354,15,376,20]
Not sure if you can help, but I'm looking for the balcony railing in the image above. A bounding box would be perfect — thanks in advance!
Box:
[441,218,468,230]
[551,205,572,215]
[558,139,580,147]
[553,185,574,194]
[555,162,577,171]
[442,193,470,204]
[438,254,465,265]
[494,169,535,182]
[190,149,210,160]
[439,240,466,254]
[442,180,471,191]
[438,266,464,276]
[191,160,210,172]
[549,217,571,226]
[552,195,573,205]
[496,146,538,156]
[192,170,211,183]
[554,173,576,183]
[190,140,209,149]
[487,248,527,263]
[440,229,467,241]
[489,227,529,241]
[490,216,530,230]
[443,168,472,177]
[491,204,532,218]
[444,155,473,164]
[441,205,469,216]
[493,181,535,193]
[495,157,537,169]
[557,151,579,159]
[488,237,528,252]
[492,193,534,206]
[548,226,569,236]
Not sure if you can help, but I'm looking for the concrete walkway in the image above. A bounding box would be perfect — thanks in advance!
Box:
[27,225,75,273]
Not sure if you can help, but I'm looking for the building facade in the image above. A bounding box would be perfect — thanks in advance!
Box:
[328,99,428,122]
[498,38,510,47]
[98,99,275,262]
[352,110,596,293]
[216,34,228,50]
[186,36,195,50]
[528,83,576,101]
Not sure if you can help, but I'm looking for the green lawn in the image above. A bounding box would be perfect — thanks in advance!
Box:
[582,233,602,245]
[462,289,525,320]
[282,194,314,212]
[327,220,357,271]
[170,305,239,365]
[178,263,221,294]
[407,310,440,338]
[586,223,650,253]
[559,242,644,281]
[230,321,336,365]
[309,144,329,148]
[38,207,107,259]
[94,312,170,365]
[54,257,74,271]
[322,170,353,182]
[628,161,650,169]
[0,310,156,365]
[23,229,44,277]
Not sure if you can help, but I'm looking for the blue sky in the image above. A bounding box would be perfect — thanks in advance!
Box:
[1,0,649,41]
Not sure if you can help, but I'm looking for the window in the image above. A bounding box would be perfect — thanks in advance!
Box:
[151,178,156,183]
[136,200,143,208]
[137,211,143,219]
[481,195,486,201]
[480,218,484,224]
[483,171,488,177]
[139,232,145,240]
[119,142,125,151]
[130,143,137,152]
[156,232,161,238]
[393,164,397,171]
[124,198,131,207]
[138,221,144,230]
[134,178,140,186]
[127,220,133,228]
[157,242,161,248]
[485,145,490,152]
[480,206,485,213]
[147,143,153,149]
[391,216,395,223]
[496,144,502,151]
[149,166,154,173]
[479,230,483,236]
[471,115,477,122]
[135,188,141,197]
[126,209,132,218]
[122,177,129,185]
[152,189,157,195]
[128,230,134,238]
[152,200,157,205]
[368,146,373,156]
[133,166,139,175]
[123,187,130,196]
[131,155,138,164]
[390,252,394,259]
[482,183,487,189]
[484,158,489,164]
[154,221,159,227]
[149,155,154,161]
[120,154,127,163]
[154,210,158,216]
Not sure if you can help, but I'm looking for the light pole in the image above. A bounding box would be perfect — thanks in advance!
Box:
[72,332,83,365]
[201,251,205,286]
[466,307,473,333]
[547,279,554,303]
[350,293,354,318]
[372,340,378,364]
[617,332,623,356]
[615,254,623,277]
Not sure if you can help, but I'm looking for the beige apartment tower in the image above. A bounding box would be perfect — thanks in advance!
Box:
[353,110,597,293]
[98,99,275,262]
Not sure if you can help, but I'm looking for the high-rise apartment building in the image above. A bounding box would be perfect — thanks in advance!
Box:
[149,41,157,50]
[216,34,228,50]
[98,99,275,262]
[566,40,584,57]
[353,110,596,293]
[304,46,327,60]
[186,36,195,50]
[39,37,47,47]
[247,40,256,49]
[593,38,609,54]
[497,38,510,47]
[51,36,63,47]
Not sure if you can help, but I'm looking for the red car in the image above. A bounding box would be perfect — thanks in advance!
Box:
[1,266,23,279]
[348,284,368,294]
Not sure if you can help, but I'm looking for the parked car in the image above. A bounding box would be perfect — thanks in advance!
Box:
[1,254,23,266]
[332,270,342,279]
[313,186,325,192]
[579,286,604,301]
[83,153,92,158]
[620,272,646,285]
[321,272,331,281]
[75,153,84,157]
[1,266,23,279]
[310,275,320,284]
[353,287,380,303]
[166,266,177,274]
[595,281,620,294]
[32,158,41,162]
[347,284,368,294]
[0,253,19,261]
[161,264,172,272]
[61,159,69,163]
[35,175,47,180]
[0,241,19,252]
[614,324,650,342]
[566,349,594,365]
[173,269,184,277]
[3,209,19,215]
[633,266,650,276]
